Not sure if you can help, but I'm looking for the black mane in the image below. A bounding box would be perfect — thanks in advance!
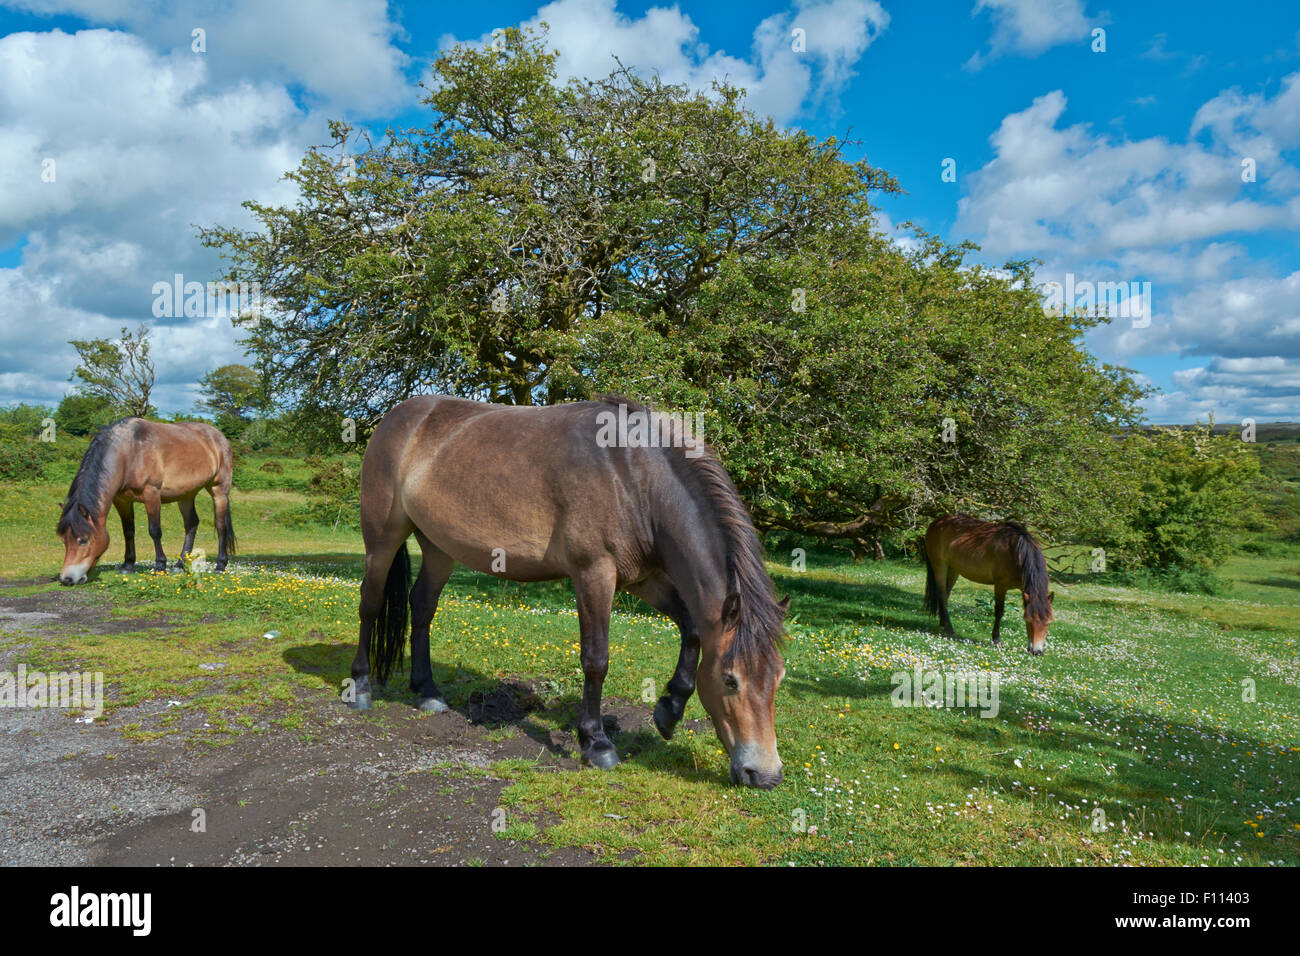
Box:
[1006,521,1051,619]
[56,418,130,537]
[598,396,785,671]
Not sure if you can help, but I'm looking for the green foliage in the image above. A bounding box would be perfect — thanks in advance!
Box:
[554,233,1147,552]
[1254,439,1300,544]
[67,324,156,418]
[1115,424,1263,569]
[201,26,898,430]
[55,392,118,436]
[197,364,264,437]
[274,455,361,529]
[0,407,88,482]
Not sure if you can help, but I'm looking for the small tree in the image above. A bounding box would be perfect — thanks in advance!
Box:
[1117,423,1263,568]
[68,324,155,418]
[55,392,118,436]
[197,364,263,436]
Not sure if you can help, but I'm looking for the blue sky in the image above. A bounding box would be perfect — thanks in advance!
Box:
[1,0,1297,422]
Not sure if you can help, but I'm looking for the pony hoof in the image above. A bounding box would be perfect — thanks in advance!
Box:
[348,692,372,711]
[416,696,449,713]
[120,563,135,573]
[652,697,679,740]
[214,562,228,573]
[584,745,621,770]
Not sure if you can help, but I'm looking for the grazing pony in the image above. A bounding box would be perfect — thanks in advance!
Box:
[922,513,1054,655]
[56,418,235,585]
[352,395,789,788]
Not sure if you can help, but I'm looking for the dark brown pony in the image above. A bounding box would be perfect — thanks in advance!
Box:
[352,395,789,788]
[922,514,1054,655]
[56,418,235,584]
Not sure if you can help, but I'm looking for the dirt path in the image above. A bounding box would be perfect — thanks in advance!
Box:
[0,579,608,866]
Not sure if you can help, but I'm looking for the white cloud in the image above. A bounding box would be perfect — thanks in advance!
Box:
[1,0,414,113]
[442,0,889,124]
[966,0,1094,70]
[955,75,1300,422]
[0,26,336,410]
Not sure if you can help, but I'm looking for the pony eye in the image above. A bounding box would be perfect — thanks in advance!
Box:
[723,672,740,691]
[77,537,88,546]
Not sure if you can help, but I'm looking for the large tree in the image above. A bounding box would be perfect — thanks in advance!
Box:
[202,27,897,424]
[204,27,1150,549]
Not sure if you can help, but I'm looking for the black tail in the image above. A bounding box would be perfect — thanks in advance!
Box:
[367,541,411,685]
[220,504,237,557]
[923,549,943,617]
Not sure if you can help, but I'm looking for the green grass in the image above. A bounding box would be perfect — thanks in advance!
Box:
[2,479,1297,865]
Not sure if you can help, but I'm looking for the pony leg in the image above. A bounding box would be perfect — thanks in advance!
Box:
[992,587,1005,645]
[408,533,453,713]
[574,561,620,769]
[935,563,957,637]
[114,499,136,571]
[211,485,233,572]
[143,487,167,571]
[350,525,412,711]
[175,495,199,569]
[627,574,699,741]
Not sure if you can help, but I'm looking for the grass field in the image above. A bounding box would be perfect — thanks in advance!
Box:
[2,476,1297,866]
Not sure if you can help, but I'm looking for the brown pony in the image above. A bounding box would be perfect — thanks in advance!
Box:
[352,395,789,788]
[922,513,1054,655]
[56,418,235,585]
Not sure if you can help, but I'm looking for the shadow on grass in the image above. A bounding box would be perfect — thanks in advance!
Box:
[279,638,718,783]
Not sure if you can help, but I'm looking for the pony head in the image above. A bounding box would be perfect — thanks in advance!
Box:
[1023,589,1054,655]
[56,500,109,585]
[695,591,789,789]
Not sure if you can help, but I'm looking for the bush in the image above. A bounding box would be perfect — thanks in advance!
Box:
[1112,424,1263,570]
[55,393,118,436]
[1107,564,1225,596]
[274,456,360,530]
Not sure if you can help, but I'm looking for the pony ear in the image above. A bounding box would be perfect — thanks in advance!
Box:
[77,502,91,520]
[721,592,741,629]
[1021,590,1031,604]
[1048,591,1055,603]
[777,595,791,618]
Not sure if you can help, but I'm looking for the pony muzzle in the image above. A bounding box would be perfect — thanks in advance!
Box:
[59,564,89,586]
[728,745,783,789]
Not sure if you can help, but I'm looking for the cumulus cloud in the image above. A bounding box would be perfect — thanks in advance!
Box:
[0,26,339,411]
[955,76,1300,422]
[965,0,1095,70]
[443,0,889,124]
[1,0,414,113]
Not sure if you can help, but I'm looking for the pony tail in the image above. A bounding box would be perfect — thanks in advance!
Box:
[368,542,411,685]
[220,505,237,557]
[923,550,942,617]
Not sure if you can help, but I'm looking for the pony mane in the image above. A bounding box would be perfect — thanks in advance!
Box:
[597,395,785,670]
[57,418,129,537]
[1005,521,1051,619]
